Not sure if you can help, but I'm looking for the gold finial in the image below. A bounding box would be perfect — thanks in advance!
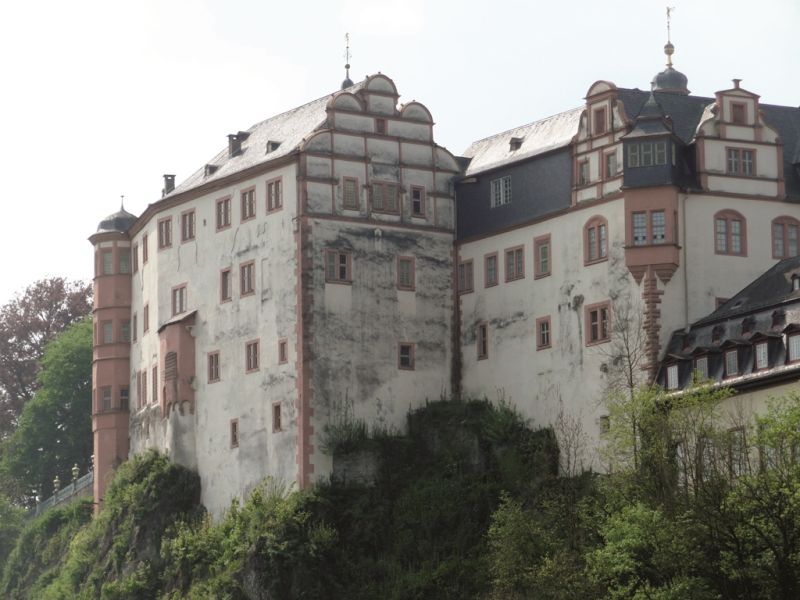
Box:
[665,6,676,67]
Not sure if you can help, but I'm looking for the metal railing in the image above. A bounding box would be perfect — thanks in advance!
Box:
[34,470,94,517]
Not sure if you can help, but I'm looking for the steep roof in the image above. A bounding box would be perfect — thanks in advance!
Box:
[460,107,582,176]
[169,81,366,197]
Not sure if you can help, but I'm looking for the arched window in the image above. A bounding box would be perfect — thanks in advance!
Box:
[584,216,609,265]
[772,216,799,259]
[714,210,747,256]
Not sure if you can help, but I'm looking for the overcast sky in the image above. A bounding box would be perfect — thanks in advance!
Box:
[0,0,797,305]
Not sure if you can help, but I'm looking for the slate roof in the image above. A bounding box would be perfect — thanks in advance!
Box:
[460,107,582,176]
[695,255,800,326]
[169,81,367,197]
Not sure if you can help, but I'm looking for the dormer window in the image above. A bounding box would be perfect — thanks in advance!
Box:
[725,349,739,377]
[627,141,668,168]
[712,325,725,343]
[266,140,281,153]
[755,341,769,370]
[204,164,218,177]
[666,364,679,390]
[726,148,754,176]
[772,309,786,328]
[490,176,512,208]
[509,137,524,151]
[741,316,755,336]
[593,107,607,135]
[788,334,800,363]
[694,355,709,379]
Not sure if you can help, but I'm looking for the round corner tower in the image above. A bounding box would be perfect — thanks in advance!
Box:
[89,206,136,513]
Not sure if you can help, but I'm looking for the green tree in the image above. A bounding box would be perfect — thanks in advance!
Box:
[0,319,93,506]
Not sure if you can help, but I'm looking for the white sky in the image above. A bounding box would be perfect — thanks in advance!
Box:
[0,0,797,305]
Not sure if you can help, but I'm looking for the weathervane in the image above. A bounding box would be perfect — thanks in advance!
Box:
[665,6,676,67]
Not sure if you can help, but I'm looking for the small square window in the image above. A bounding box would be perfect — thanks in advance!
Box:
[397,256,415,291]
[398,342,415,370]
[208,351,220,383]
[245,340,260,372]
[230,419,239,448]
[325,250,352,283]
[272,403,282,432]
[731,102,746,125]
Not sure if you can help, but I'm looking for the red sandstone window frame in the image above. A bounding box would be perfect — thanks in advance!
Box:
[207,351,220,383]
[181,209,196,242]
[370,181,400,214]
[771,216,800,259]
[484,252,498,288]
[398,342,415,370]
[604,150,618,179]
[216,196,232,231]
[142,234,149,263]
[397,256,415,291]
[730,102,747,125]
[272,402,282,432]
[593,106,607,136]
[171,284,188,316]
[157,216,172,249]
[584,216,609,265]
[132,243,139,272]
[240,186,256,222]
[411,185,426,217]
[504,245,525,282]
[342,176,360,210]
[220,268,232,303]
[585,301,611,346]
[534,234,551,279]
[230,419,239,448]
[278,338,288,364]
[714,210,747,256]
[245,339,260,373]
[240,260,255,296]
[266,177,283,213]
[536,316,552,350]
[725,147,756,177]
[476,322,489,360]
[577,159,590,187]
[325,249,352,284]
[458,259,474,294]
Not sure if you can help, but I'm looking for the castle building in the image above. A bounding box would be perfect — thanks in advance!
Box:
[91,43,800,514]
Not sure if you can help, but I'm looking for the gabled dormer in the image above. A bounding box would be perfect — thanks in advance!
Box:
[695,79,785,198]
[572,81,632,204]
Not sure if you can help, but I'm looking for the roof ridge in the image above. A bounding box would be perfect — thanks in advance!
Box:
[466,105,583,147]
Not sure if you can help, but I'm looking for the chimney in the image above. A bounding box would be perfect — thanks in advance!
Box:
[228,134,242,157]
[162,174,176,197]
[732,78,742,89]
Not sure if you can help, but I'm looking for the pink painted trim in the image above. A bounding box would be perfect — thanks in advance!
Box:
[584,215,609,265]
[713,209,748,257]
[536,315,552,350]
[180,209,196,242]
[724,145,757,177]
[324,249,352,284]
[396,256,415,291]
[171,283,188,316]
[593,106,607,136]
[771,216,800,259]
[584,301,611,346]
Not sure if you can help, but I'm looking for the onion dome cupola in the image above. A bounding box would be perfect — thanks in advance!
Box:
[96,205,136,235]
[651,9,689,95]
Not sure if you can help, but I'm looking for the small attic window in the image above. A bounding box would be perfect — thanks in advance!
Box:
[204,164,218,177]
[772,309,786,328]
[509,137,524,151]
[741,316,755,335]
[681,333,695,351]
[792,274,800,292]
[266,141,281,154]
[712,325,725,343]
